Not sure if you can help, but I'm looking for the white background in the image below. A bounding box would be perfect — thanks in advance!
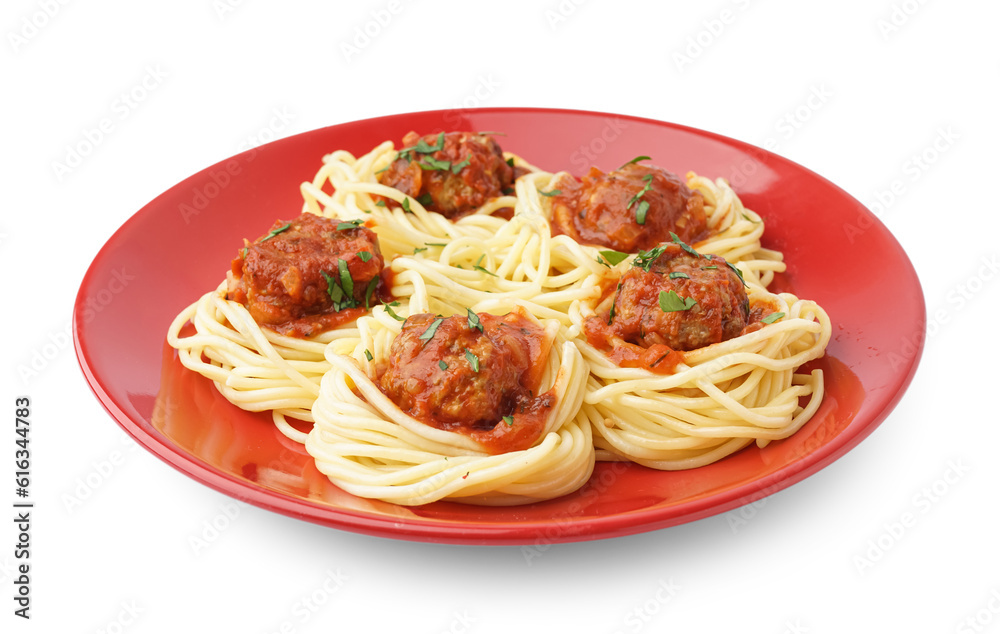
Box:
[3,0,998,632]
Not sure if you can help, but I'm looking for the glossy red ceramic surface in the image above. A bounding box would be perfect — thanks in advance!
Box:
[74,108,924,545]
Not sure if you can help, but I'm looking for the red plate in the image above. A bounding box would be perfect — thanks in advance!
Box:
[74,108,924,545]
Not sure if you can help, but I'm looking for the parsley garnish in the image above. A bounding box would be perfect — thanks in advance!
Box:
[502,415,513,426]
[401,197,413,213]
[338,259,354,297]
[668,271,690,280]
[635,200,650,225]
[364,349,373,361]
[358,251,373,262]
[451,155,471,174]
[419,317,443,342]
[618,155,651,170]
[761,312,785,325]
[467,309,484,333]
[418,156,452,171]
[506,157,515,167]
[384,302,405,321]
[414,132,445,154]
[417,193,434,206]
[632,245,668,272]
[375,199,386,207]
[608,281,623,324]
[670,232,703,259]
[336,219,364,231]
[322,263,359,312]
[725,261,749,287]
[261,222,291,242]
[439,360,448,370]
[464,349,480,372]
[473,254,498,277]
[413,247,428,254]
[364,277,379,310]
[659,290,697,312]
[701,265,718,270]
[425,242,448,247]
[539,189,561,197]
[598,250,630,267]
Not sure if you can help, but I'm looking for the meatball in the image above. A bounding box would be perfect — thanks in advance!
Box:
[608,241,749,351]
[378,312,542,431]
[551,162,707,252]
[227,212,384,335]
[377,131,514,218]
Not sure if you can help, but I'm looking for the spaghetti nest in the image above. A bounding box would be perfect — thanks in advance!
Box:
[166,131,832,506]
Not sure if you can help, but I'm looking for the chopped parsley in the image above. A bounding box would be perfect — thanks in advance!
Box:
[400,197,413,213]
[506,157,515,167]
[364,349,373,361]
[761,312,785,325]
[701,265,718,270]
[502,415,513,426]
[413,247,428,254]
[364,277,378,310]
[425,242,448,247]
[467,308,484,332]
[632,245,668,272]
[451,155,471,174]
[439,360,448,370]
[464,349,480,372]
[670,232,703,259]
[261,222,291,242]
[384,302,405,321]
[374,199,386,207]
[598,249,630,267]
[417,193,434,206]
[539,189,561,197]
[473,254,498,277]
[336,219,364,231]
[635,199,650,225]
[321,261,359,312]
[414,132,445,154]
[418,156,452,171]
[618,155,651,170]
[608,281,623,324]
[659,290,697,312]
[726,261,749,287]
[668,271,690,280]
[419,317,444,342]
[358,250,373,262]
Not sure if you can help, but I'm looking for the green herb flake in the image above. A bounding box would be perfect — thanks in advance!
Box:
[336,219,364,231]
[670,232,704,259]
[632,245,668,272]
[401,197,413,213]
[418,156,452,171]
[439,360,448,370]
[451,155,471,174]
[374,199,387,207]
[668,271,690,280]
[659,290,698,312]
[464,349,480,372]
[701,265,718,270]
[502,415,513,426]
[635,199,650,225]
[626,173,654,209]
[413,247,428,254]
[414,132,445,154]
[364,277,379,310]
[618,155,651,170]
[358,250,373,262]
[384,303,405,321]
[539,189,562,197]
[338,259,354,297]
[364,349,374,362]
[761,312,785,325]
[506,157,515,167]
[608,281,623,324]
[598,250,630,267]
[425,242,448,247]
[419,317,443,342]
[725,261,748,286]
[467,309,484,333]
[417,193,434,206]
[261,222,291,242]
